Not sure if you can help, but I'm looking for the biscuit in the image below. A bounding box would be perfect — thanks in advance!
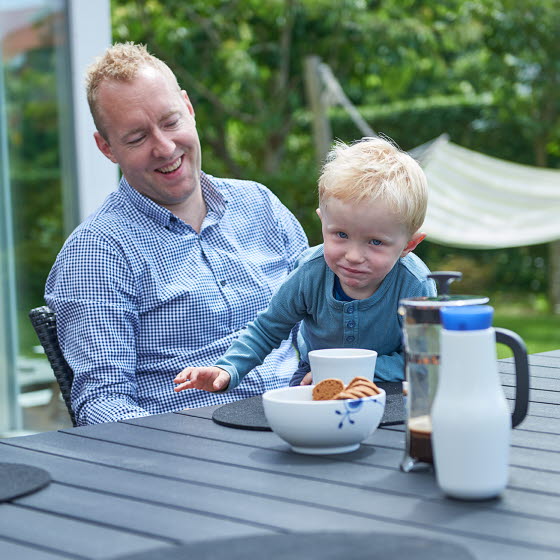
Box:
[347,377,381,394]
[346,376,371,387]
[334,387,368,399]
[312,378,345,401]
[330,376,382,400]
[348,386,377,398]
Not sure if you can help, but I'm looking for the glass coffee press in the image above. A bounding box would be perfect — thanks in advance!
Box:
[399,272,488,472]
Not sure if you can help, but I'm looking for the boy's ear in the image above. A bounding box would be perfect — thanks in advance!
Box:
[316,207,322,220]
[401,232,426,257]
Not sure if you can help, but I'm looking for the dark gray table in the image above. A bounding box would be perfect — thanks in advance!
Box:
[1,351,559,559]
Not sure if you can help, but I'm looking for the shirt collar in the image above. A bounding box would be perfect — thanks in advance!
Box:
[119,171,227,230]
[200,172,227,217]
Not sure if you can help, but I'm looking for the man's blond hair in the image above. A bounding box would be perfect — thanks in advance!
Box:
[318,136,428,235]
[85,42,180,140]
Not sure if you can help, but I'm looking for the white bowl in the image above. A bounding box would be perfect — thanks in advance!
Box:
[262,385,386,455]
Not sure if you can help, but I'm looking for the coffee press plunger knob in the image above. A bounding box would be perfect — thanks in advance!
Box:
[427,271,463,299]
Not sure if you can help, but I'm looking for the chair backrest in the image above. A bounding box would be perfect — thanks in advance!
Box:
[28,306,77,426]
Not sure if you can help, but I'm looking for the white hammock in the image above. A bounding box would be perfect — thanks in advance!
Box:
[416,135,560,249]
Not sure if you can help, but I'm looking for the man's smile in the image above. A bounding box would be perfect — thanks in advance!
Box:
[156,155,182,174]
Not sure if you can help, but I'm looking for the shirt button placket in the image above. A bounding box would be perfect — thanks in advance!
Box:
[344,303,357,345]
[199,233,233,328]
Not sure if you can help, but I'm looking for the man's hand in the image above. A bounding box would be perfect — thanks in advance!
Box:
[300,371,313,385]
[173,367,230,393]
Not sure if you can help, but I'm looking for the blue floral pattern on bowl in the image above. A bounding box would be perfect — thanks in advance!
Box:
[335,398,384,429]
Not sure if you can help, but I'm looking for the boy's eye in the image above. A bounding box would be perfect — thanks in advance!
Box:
[336,232,348,239]
[369,239,382,246]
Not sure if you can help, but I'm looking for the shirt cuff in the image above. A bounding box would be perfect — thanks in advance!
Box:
[214,363,239,392]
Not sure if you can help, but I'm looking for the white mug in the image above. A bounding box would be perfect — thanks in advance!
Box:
[307,348,378,385]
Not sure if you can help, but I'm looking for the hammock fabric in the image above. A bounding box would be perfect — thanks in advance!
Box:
[416,135,560,249]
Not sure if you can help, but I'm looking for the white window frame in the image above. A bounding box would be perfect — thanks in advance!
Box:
[68,0,116,222]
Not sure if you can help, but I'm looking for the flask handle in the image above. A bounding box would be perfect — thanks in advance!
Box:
[427,271,462,299]
[495,328,530,427]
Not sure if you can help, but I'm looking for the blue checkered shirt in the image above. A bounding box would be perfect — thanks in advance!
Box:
[45,173,308,425]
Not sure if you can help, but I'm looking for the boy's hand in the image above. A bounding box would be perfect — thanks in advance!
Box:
[173,367,230,393]
[300,371,313,385]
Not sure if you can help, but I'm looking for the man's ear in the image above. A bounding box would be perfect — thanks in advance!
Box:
[181,90,195,118]
[94,132,118,164]
[401,232,426,257]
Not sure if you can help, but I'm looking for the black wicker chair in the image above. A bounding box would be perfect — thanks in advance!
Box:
[29,306,77,426]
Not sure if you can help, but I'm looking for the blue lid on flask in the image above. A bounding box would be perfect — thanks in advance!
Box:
[440,305,494,331]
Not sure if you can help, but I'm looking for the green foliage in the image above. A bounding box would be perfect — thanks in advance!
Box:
[5,47,65,351]
[471,0,560,167]
[112,0,369,180]
[110,0,559,304]
[111,0,559,213]
[414,241,549,300]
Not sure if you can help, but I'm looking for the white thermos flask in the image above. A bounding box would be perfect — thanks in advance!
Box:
[432,305,529,500]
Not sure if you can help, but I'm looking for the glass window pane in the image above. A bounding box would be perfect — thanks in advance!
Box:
[1,0,73,433]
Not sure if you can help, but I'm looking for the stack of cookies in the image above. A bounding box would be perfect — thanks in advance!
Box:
[312,376,381,401]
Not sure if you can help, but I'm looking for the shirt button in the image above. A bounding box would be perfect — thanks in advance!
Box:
[346,336,355,342]
[347,321,355,328]
[346,306,354,313]
[220,280,227,286]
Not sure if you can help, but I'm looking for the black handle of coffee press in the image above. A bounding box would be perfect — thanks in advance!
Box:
[427,271,463,298]
[495,328,530,427]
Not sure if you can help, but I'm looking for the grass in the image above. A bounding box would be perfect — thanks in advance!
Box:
[492,295,560,358]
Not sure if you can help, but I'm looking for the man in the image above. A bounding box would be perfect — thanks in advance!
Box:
[45,42,308,425]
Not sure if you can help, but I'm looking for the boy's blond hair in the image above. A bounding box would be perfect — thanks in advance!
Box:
[85,42,180,140]
[318,137,428,235]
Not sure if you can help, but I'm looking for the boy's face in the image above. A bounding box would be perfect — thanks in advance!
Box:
[319,197,424,300]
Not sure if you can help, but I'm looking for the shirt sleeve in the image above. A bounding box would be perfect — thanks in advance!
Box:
[374,352,405,382]
[215,266,308,388]
[45,231,148,425]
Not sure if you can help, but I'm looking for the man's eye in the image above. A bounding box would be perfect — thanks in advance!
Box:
[336,232,348,239]
[370,239,382,246]
[165,119,179,128]
[128,136,144,145]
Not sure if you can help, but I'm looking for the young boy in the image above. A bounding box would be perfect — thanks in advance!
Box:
[174,136,436,394]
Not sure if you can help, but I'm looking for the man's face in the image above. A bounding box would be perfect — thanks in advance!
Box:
[319,197,422,300]
[94,66,202,215]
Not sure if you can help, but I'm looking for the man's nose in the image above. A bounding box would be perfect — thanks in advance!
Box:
[152,130,175,159]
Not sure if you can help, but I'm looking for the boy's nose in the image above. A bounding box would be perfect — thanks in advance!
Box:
[345,245,365,263]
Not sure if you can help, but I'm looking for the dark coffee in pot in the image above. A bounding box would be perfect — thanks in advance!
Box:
[408,415,433,464]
